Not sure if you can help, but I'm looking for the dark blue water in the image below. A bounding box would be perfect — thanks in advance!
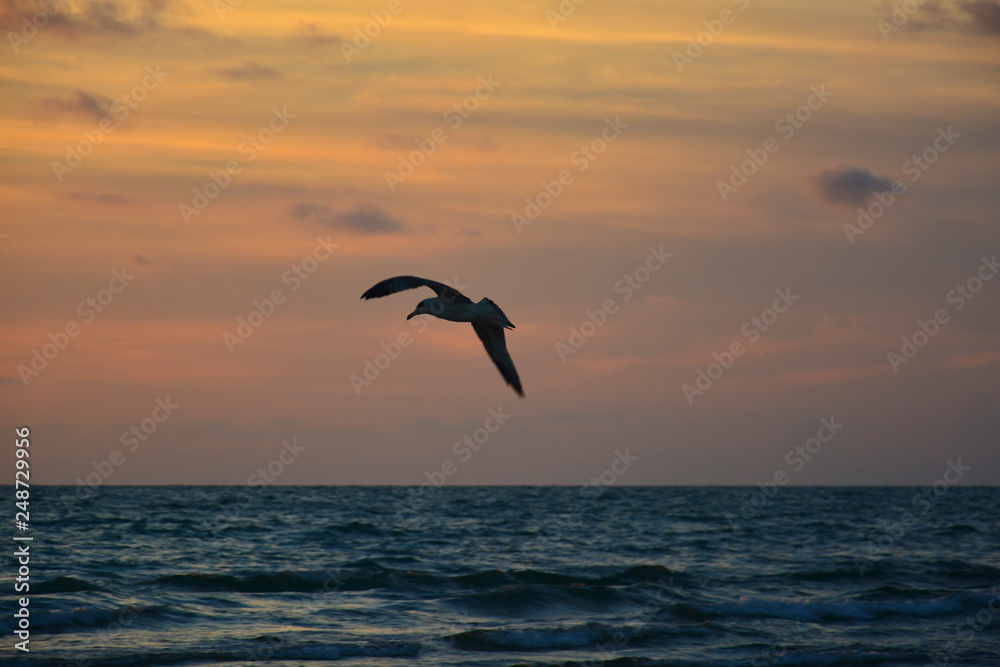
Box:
[2,486,998,666]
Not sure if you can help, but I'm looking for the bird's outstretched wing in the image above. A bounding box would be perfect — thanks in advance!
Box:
[360,276,471,304]
[471,321,524,397]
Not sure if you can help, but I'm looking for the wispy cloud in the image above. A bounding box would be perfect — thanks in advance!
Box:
[338,204,404,234]
[288,202,333,223]
[214,60,284,81]
[293,22,341,47]
[289,202,404,235]
[2,0,207,40]
[34,90,112,123]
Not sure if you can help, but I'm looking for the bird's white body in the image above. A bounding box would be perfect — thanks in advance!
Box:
[409,297,514,329]
[362,275,523,396]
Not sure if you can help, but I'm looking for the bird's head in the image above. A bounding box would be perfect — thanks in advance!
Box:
[406,298,434,320]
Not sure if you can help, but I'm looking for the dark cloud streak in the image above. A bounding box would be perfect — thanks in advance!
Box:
[886,0,1000,36]
[35,90,111,123]
[1,0,210,40]
[293,22,341,47]
[962,0,1000,33]
[289,202,405,235]
[810,165,898,208]
[215,60,284,81]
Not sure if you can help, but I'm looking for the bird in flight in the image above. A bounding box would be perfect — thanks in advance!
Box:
[361,276,524,397]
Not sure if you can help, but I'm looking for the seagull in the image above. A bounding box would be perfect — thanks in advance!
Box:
[361,276,524,397]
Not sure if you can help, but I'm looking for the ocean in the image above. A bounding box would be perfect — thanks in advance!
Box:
[3,486,998,666]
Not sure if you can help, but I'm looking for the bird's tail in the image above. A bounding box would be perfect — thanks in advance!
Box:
[478,298,515,329]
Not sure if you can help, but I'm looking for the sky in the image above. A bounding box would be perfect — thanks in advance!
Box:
[1,0,998,487]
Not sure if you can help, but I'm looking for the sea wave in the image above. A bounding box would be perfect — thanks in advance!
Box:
[701,594,973,621]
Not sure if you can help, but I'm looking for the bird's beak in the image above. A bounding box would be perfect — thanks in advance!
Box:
[406,310,417,320]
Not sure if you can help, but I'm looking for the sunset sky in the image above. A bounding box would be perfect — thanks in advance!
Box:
[2,0,998,486]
